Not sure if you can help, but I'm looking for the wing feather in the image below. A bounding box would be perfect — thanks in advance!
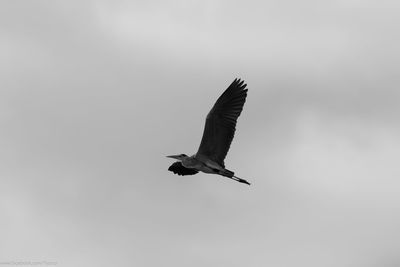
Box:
[196,78,248,167]
[168,162,199,176]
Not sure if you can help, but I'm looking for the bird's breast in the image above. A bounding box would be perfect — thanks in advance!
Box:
[181,157,202,169]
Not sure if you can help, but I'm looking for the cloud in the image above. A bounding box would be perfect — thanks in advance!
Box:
[1,1,400,266]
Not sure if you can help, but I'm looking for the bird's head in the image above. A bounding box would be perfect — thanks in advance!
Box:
[166,154,188,161]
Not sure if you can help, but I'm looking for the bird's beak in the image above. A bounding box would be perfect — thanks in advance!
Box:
[166,155,180,160]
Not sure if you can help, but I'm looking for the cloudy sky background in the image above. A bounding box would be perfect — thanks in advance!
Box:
[1,1,400,266]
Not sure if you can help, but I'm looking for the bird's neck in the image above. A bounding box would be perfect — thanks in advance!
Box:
[181,156,197,168]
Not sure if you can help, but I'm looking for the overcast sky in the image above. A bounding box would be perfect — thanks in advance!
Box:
[1,1,400,267]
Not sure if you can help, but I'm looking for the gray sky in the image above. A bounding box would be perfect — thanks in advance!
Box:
[1,1,400,266]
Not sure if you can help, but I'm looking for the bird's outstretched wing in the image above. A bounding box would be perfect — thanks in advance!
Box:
[168,162,199,176]
[196,78,248,167]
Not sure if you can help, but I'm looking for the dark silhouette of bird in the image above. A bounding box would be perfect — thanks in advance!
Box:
[167,78,250,185]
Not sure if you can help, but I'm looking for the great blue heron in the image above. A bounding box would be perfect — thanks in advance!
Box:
[167,78,250,185]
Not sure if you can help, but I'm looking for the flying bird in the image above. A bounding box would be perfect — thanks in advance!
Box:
[167,78,250,185]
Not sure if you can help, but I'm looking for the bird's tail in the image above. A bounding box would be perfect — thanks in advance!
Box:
[220,169,251,185]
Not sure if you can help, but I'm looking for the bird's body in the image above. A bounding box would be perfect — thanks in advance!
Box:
[167,78,250,185]
[181,154,217,174]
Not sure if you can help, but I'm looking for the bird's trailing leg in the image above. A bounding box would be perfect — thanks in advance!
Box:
[232,176,251,185]
[218,168,250,185]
